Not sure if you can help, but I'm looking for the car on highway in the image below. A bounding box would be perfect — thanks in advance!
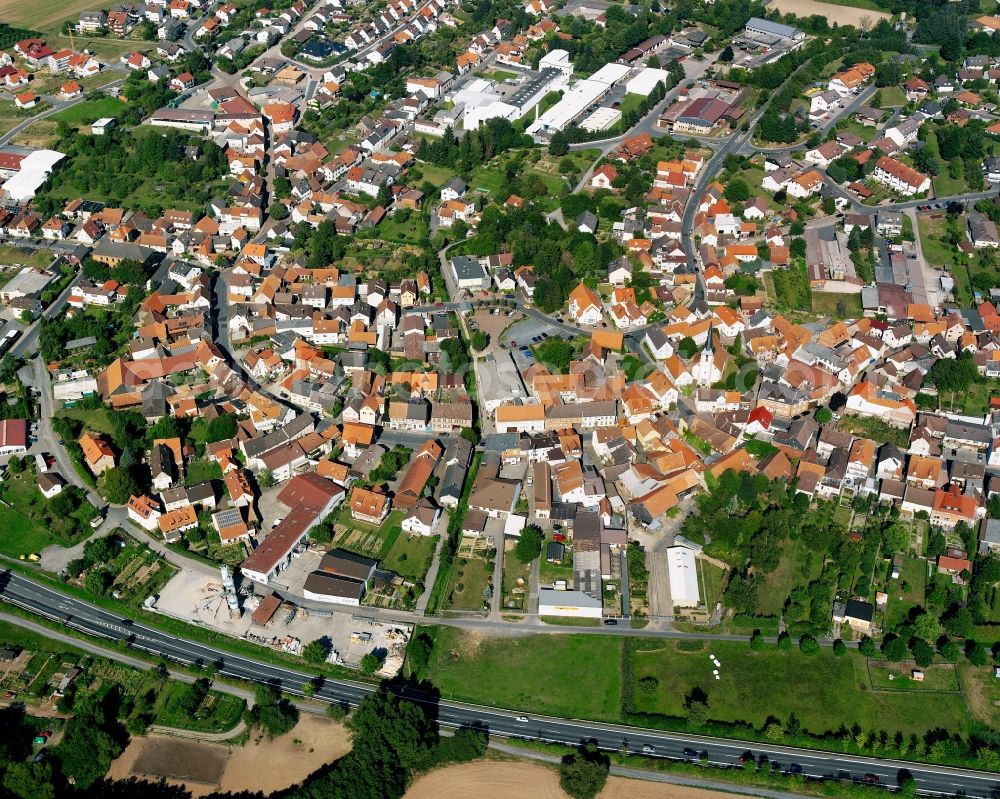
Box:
[787,763,803,775]
[641,745,655,755]
[603,619,617,626]
[515,716,530,723]
[863,774,881,785]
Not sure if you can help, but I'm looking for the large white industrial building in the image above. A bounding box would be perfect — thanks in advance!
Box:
[455,68,565,131]
[581,106,622,132]
[538,587,603,618]
[2,149,65,202]
[666,546,701,607]
[527,62,632,137]
[625,67,669,97]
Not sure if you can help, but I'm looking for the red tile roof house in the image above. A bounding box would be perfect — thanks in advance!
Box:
[930,485,982,530]
[937,554,971,576]
[590,164,618,189]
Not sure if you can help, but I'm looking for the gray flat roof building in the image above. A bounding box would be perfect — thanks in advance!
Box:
[745,17,804,41]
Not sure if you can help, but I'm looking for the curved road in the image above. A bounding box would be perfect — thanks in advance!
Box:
[1,570,997,798]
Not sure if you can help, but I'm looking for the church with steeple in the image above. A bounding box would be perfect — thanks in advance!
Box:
[690,323,724,387]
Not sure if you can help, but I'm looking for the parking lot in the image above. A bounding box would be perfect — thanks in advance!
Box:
[501,317,578,369]
[468,307,523,355]
[152,566,410,669]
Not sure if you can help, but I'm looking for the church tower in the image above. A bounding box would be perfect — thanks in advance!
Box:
[697,323,715,388]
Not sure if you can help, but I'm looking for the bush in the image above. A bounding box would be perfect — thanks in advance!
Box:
[303,638,332,664]
[798,634,819,655]
[832,639,846,656]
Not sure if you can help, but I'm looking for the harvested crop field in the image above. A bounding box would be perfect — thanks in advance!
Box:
[767,0,890,26]
[404,761,734,799]
[219,714,353,795]
[131,737,228,785]
[109,715,353,796]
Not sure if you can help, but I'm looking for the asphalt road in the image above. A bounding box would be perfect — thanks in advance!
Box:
[2,570,999,798]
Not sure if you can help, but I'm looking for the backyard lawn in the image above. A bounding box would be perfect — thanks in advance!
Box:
[877,86,906,108]
[618,93,645,117]
[422,626,623,721]
[52,97,127,129]
[700,560,725,608]
[184,458,223,486]
[812,291,863,318]
[757,539,823,617]
[55,407,116,436]
[0,504,59,558]
[501,540,531,611]
[417,163,458,188]
[376,212,428,244]
[444,554,493,611]
[0,245,57,271]
[836,120,876,144]
[381,533,438,583]
[538,530,574,586]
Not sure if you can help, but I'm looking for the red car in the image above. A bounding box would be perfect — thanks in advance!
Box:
[39,730,52,740]
[3,691,15,700]
[863,774,880,785]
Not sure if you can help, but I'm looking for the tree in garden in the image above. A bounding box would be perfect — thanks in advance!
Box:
[966,640,989,666]
[514,525,543,563]
[814,407,832,424]
[910,638,934,667]
[206,413,238,443]
[677,336,698,359]
[859,635,878,657]
[833,639,846,656]
[882,635,908,662]
[559,743,610,799]
[882,523,910,554]
[723,177,750,203]
[470,330,488,351]
[910,611,938,642]
[102,467,138,504]
[942,605,974,638]
[937,638,960,661]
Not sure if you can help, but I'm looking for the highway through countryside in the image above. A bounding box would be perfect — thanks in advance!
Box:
[1,570,998,798]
